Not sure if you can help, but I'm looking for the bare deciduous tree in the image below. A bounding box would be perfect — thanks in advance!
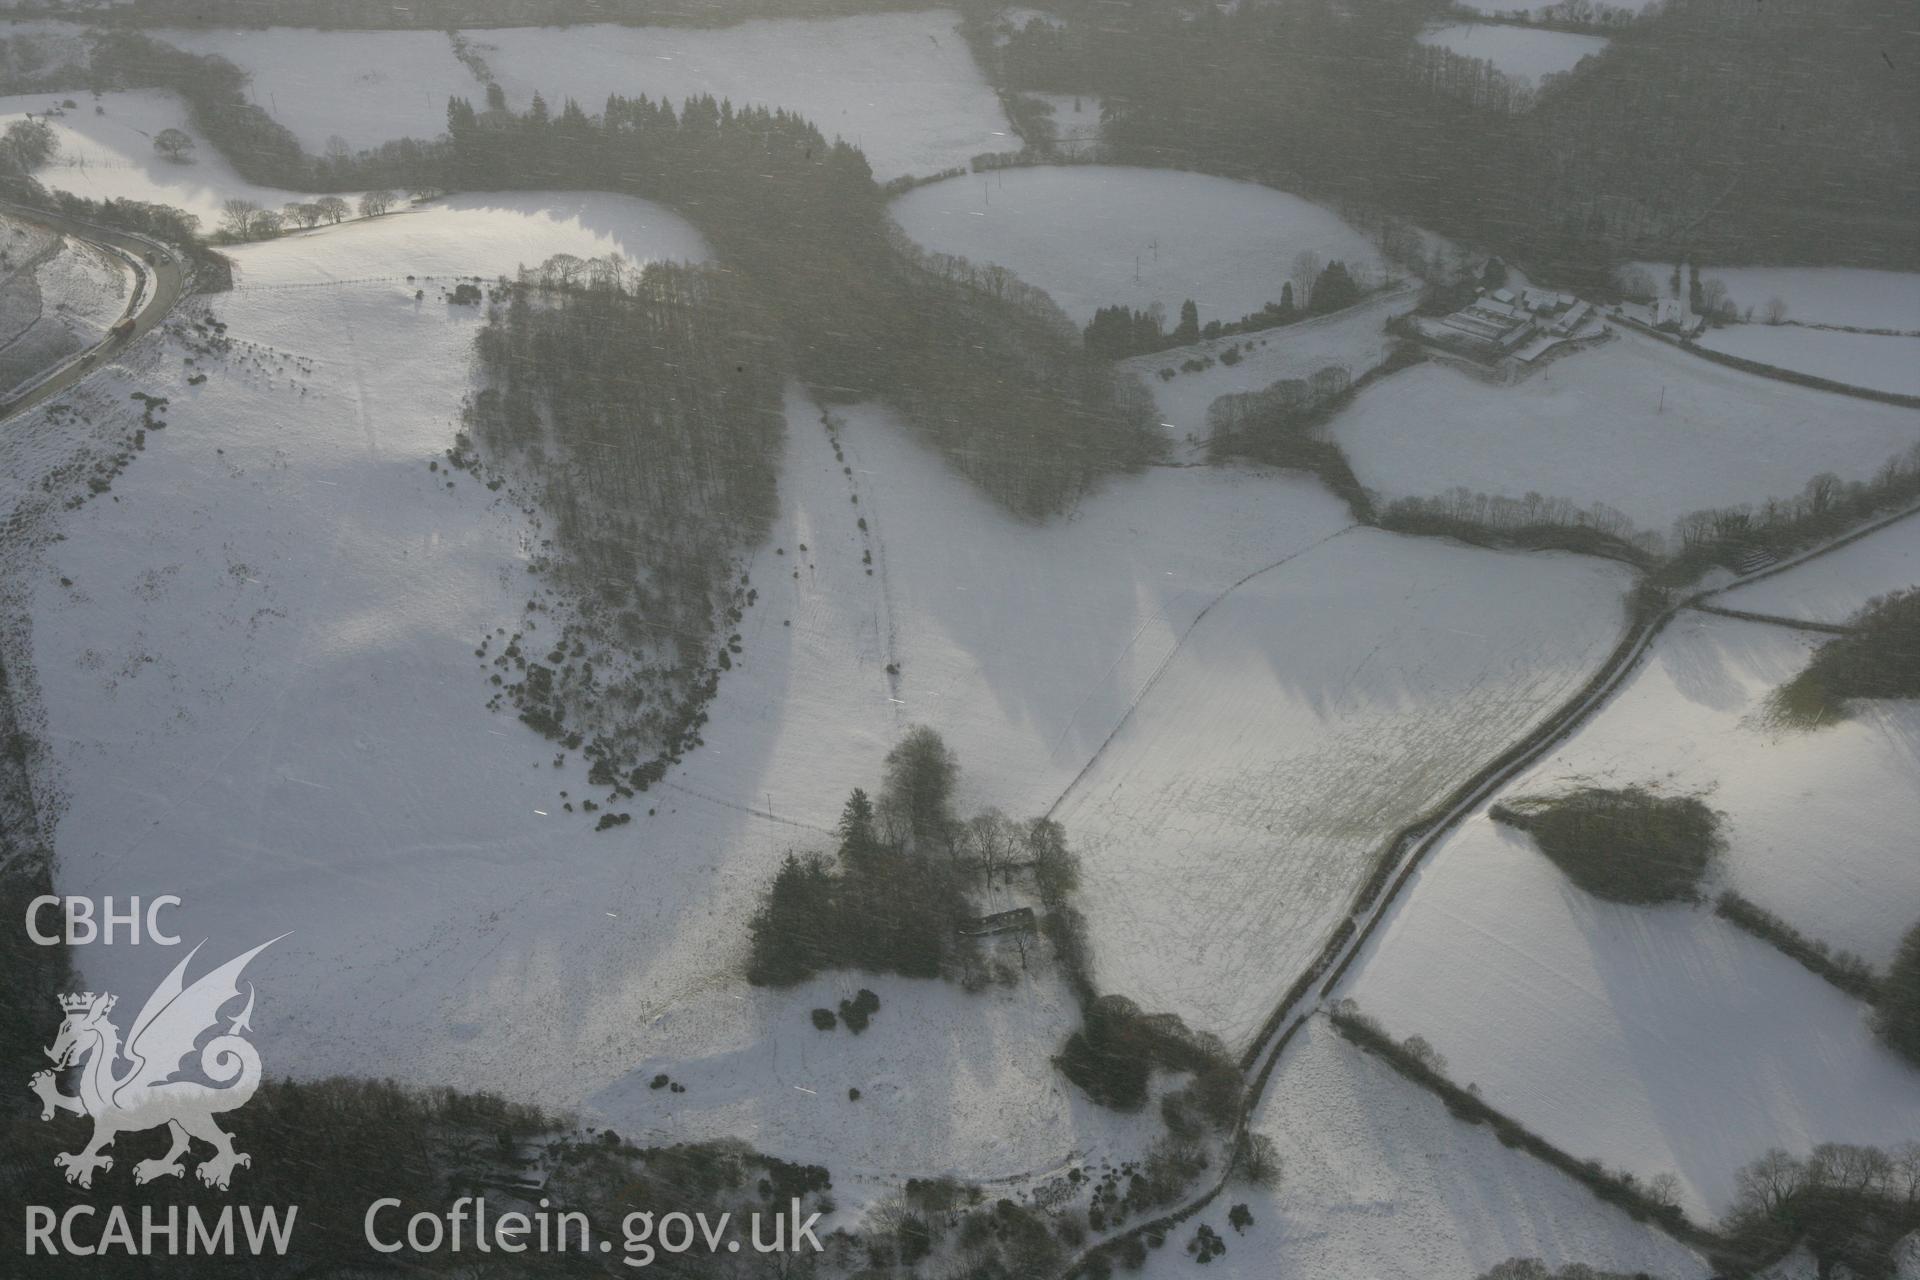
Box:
[964,809,1019,888]
[219,198,262,240]
[1291,250,1321,308]
[1733,1148,1806,1216]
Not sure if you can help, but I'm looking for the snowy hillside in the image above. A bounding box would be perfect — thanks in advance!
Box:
[0,88,329,227]
[1,12,1914,1273]
[227,192,709,286]
[1056,532,1633,1047]
[6,259,1384,1177]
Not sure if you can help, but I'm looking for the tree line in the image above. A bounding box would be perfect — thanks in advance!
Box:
[1083,258,1365,359]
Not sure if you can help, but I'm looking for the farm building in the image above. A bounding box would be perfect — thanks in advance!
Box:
[1436,292,1536,349]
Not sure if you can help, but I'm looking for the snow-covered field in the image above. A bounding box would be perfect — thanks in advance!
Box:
[2,287,1137,1182]
[472,11,1012,181]
[890,165,1387,327]
[3,233,1391,1181]
[1330,328,1920,534]
[1624,264,1920,332]
[0,88,329,229]
[1126,286,1417,453]
[586,968,1167,1194]
[227,192,709,287]
[1343,611,1920,1217]
[1055,532,1633,1047]
[1722,512,1920,625]
[13,14,1009,181]
[1416,22,1609,81]
[0,89,711,287]
[1700,324,1920,398]
[151,27,478,155]
[1132,1021,1708,1280]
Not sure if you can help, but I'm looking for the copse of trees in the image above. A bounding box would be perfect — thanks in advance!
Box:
[468,256,783,789]
[1491,785,1722,904]
[1767,589,1920,728]
[1874,921,1920,1068]
[1719,1142,1920,1276]
[745,730,1084,987]
[1084,301,1172,359]
[1053,994,1241,1130]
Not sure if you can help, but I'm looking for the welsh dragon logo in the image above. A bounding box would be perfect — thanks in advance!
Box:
[31,937,282,1191]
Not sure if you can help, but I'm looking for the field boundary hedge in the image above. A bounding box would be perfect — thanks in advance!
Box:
[1613,311,1920,409]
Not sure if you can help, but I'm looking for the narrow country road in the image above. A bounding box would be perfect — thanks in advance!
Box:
[0,199,188,422]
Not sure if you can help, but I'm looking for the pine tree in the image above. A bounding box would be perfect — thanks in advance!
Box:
[837,788,881,871]
[1874,921,1920,1065]
[1175,299,1200,345]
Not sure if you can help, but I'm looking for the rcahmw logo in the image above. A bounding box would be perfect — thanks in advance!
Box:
[23,927,301,1259]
